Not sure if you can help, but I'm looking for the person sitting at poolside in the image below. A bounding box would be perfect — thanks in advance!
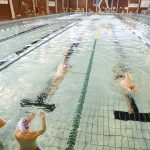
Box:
[0,118,6,128]
[15,112,46,150]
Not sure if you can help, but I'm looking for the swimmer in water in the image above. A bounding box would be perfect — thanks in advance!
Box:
[120,73,136,93]
[54,52,69,81]
[0,118,6,128]
[46,52,69,96]
[121,73,137,114]
[113,66,136,93]
[15,112,46,150]
[115,71,137,114]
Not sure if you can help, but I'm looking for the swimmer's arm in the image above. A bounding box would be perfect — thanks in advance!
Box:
[61,55,67,66]
[36,112,46,136]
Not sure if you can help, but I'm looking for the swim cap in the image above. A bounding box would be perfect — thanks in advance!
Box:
[63,64,68,68]
[16,118,29,132]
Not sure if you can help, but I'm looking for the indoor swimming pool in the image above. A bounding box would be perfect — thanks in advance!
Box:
[0,13,150,150]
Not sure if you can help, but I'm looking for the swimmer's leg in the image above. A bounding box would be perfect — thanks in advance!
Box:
[126,94,139,113]
[123,92,139,114]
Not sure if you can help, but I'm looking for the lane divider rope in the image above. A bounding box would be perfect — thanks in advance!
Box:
[0,20,82,72]
[66,38,97,150]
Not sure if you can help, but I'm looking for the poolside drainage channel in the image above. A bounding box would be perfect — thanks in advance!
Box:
[66,39,97,150]
[0,19,82,72]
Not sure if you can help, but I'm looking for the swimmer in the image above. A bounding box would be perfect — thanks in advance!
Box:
[113,65,137,114]
[56,52,69,78]
[0,118,6,128]
[15,112,46,150]
[52,53,69,85]
[120,73,136,93]
[44,52,69,96]
[117,73,137,114]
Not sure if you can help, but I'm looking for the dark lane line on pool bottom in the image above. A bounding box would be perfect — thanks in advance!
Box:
[112,30,150,122]
[20,42,80,112]
[0,19,82,72]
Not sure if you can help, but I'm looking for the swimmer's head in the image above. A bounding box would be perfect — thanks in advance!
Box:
[16,118,29,132]
[64,52,68,57]
[63,64,68,69]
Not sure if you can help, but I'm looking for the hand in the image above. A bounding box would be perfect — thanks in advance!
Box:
[40,112,45,119]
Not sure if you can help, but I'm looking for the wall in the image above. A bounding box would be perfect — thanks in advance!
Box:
[128,0,140,13]
[68,0,113,12]
[0,0,148,20]
[12,0,21,17]
[68,0,144,13]
[37,0,46,15]
[49,0,56,14]
[0,4,11,20]
[69,0,76,10]
[57,0,63,12]
[12,0,47,17]
[117,0,128,13]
